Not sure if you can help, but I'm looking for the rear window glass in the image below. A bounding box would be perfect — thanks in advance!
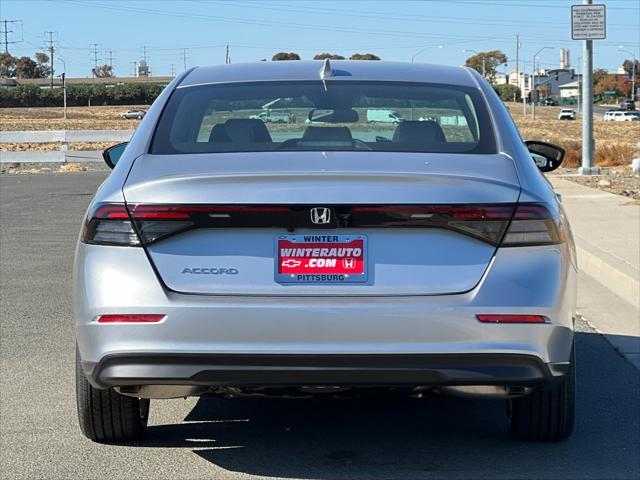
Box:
[151,81,496,154]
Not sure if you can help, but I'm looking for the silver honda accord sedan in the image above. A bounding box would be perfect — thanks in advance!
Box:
[74,60,576,443]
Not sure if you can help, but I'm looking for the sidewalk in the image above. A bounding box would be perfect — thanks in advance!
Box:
[550,177,640,369]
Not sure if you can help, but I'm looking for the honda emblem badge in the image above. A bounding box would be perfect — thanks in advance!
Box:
[310,207,331,225]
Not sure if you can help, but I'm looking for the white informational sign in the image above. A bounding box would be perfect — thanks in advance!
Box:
[571,4,606,40]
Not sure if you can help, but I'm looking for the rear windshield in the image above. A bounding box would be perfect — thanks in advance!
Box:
[151,81,496,154]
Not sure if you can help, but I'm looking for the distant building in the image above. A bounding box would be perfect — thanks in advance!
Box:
[559,81,580,100]
[559,49,570,70]
[137,60,150,78]
[533,68,581,97]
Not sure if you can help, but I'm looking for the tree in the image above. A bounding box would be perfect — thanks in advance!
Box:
[349,53,381,60]
[464,50,507,81]
[493,84,521,102]
[622,59,640,78]
[92,65,114,78]
[313,53,345,60]
[593,68,608,86]
[0,52,16,77]
[594,74,630,97]
[272,52,301,61]
[34,51,52,77]
[15,56,40,78]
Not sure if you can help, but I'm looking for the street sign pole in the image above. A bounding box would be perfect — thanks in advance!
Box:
[572,1,605,175]
[580,33,596,174]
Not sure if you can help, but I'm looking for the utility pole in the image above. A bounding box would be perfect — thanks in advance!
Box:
[170,63,176,77]
[522,64,527,117]
[532,46,554,120]
[225,44,230,64]
[618,47,637,101]
[131,61,137,77]
[1,19,22,53]
[515,34,520,99]
[45,31,56,88]
[90,43,100,78]
[181,48,188,71]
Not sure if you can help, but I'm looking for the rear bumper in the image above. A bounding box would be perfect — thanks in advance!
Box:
[83,353,568,389]
[74,242,577,389]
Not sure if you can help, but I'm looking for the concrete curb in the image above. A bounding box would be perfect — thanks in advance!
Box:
[577,245,640,310]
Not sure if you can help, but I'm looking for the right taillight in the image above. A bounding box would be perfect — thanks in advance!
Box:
[501,204,565,247]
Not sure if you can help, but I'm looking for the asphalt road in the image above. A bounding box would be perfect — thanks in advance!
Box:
[1,173,639,480]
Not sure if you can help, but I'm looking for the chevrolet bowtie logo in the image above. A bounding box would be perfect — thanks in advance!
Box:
[310,207,331,225]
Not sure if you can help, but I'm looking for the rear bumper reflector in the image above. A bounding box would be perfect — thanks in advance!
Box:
[96,314,166,324]
[476,314,547,324]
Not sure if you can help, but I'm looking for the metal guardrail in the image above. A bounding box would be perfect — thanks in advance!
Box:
[1,151,103,163]
[0,129,134,143]
[0,129,133,163]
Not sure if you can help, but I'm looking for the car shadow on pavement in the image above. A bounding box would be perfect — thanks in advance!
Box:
[136,331,640,480]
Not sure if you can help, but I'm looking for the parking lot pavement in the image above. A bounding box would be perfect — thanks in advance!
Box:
[1,173,639,480]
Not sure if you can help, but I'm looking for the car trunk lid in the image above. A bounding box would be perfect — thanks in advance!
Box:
[123,151,520,295]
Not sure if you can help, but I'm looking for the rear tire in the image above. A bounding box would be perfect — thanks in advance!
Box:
[76,348,149,442]
[508,346,575,442]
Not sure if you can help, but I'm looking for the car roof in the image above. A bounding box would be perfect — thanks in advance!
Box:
[179,61,477,88]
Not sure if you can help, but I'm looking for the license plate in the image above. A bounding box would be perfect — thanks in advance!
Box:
[275,234,367,284]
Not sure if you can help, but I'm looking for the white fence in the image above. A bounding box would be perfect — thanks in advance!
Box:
[0,130,133,163]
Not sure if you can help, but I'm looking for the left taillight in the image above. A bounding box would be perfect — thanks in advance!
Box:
[81,203,141,246]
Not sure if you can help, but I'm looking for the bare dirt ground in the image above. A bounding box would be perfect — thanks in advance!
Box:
[553,166,640,201]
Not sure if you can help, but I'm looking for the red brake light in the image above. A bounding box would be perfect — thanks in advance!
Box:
[476,314,547,323]
[97,314,166,323]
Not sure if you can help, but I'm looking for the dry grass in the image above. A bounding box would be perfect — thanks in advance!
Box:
[59,163,89,172]
[0,105,147,131]
[506,102,639,167]
[0,142,114,152]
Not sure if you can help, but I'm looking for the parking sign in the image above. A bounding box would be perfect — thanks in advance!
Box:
[571,4,606,40]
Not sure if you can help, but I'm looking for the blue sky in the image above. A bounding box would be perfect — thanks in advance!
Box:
[3,0,639,78]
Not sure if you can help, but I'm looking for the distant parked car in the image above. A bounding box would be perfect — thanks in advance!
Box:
[604,111,639,122]
[542,98,559,106]
[249,110,296,123]
[603,109,624,121]
[367,109,404,124]
[120,109,146,120]
[558,109,576,120]
[620,99,636,111]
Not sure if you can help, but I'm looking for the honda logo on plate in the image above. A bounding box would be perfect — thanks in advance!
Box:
[310,207,331,225]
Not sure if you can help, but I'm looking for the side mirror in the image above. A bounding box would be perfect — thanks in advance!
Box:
[525,140,565,172]
[102,142,128,169]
